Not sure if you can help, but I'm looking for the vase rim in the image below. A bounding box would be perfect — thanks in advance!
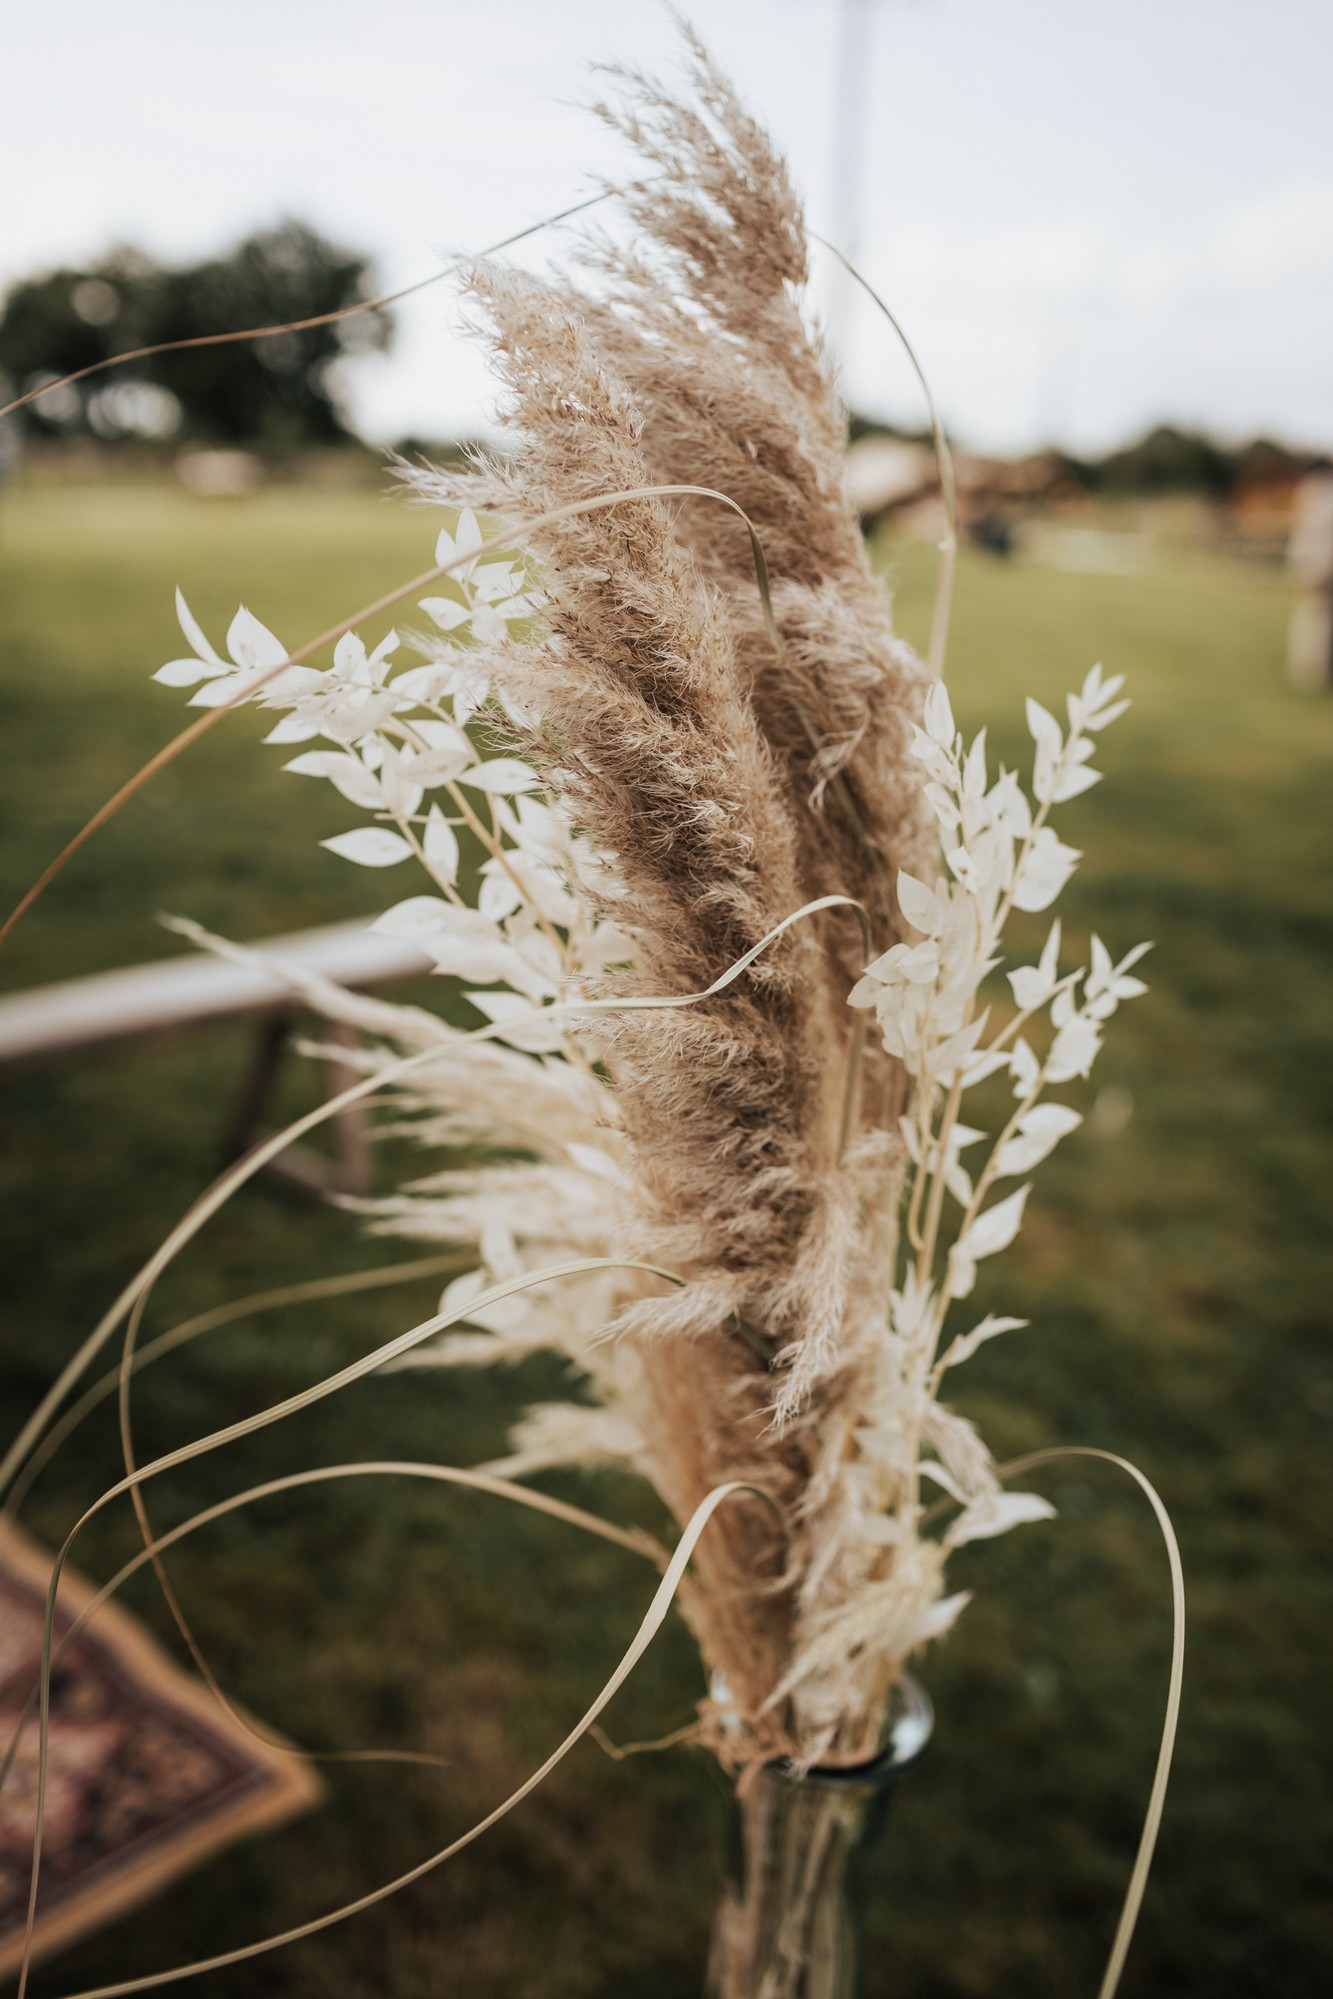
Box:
[767,1671,934,1788]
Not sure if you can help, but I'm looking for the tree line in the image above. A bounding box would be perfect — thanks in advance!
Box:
[0,221,392,452]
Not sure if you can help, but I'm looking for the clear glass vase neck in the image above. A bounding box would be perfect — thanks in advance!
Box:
[706,1675,933,1999]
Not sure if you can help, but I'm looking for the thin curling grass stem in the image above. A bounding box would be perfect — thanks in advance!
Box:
[111,1277,316,1786]
[2,1274,690,1934]
[0,1255,461,1521]
[810,229,959,677]
[16,1472,767,1999]
[996,1448,1186,1999]
[588,1717,704,1761]
[0,1041,460,1500]
[0,188,630,426]
[105,1270,478,1790]
[0,1433,667,1811]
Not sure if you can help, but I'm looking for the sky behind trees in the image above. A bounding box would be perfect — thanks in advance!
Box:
[4,0,1330,454]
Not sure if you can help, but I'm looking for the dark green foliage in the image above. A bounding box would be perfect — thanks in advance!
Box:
[1060,425,1320,498]
[0,224,391,451]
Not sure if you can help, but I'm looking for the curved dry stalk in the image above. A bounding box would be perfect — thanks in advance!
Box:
[0,189,625,425]
[808,230,959,677]
[997,1448,1186,1999]
[0,1255,460,1520]
[0,556,453,946]
[16,1471,765,1999]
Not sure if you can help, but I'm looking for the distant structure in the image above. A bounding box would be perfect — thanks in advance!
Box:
[1287,471,1333,691]
[843,434,934,518]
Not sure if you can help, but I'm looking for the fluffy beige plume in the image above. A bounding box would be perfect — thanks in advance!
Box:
[581,32,936,969]
[385,37,945,1762]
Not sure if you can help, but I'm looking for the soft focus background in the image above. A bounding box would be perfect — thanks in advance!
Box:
[1,4,1330,1996]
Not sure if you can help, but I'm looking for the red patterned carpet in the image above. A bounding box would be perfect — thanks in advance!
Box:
[0,1519,320,1977]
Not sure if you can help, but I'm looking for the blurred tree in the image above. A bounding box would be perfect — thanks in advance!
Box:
[0,247,162,439]
[0,222,392,450]
[1091,424,1235,494]
[1058,425,1318,497]
[149,222,391,449]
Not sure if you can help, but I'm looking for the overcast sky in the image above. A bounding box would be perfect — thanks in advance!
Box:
[5,0,1331,454]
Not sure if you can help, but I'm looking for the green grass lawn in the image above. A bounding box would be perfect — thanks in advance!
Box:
[1,480,1330,1997]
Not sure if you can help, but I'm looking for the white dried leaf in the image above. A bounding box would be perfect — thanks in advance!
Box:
[896,870,944,936]
[373,895,454,942]
[923,679,955,748]
[944,1313,1028,1369]
[284,751,385,811]
[961,1184,1030,1263]
[961,1046,1011,1088]
[389,664,452,702]
[947,1490,1056,1547]
[1053,761,1102,803]
[1013,828,1081,912]
[226,606,288,672]
[994,1104,1082,1177]
[459,758,542,796]
[422,806,460,882]
[264,713,319,744]
[321,827,413,868]
[174,587,223,664]
[465,990,569,1053]
[154,656,227,688]
[962,729,987,800]
[1048,1014,1102,1082]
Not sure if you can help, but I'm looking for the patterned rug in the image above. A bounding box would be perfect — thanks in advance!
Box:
[0,1518,321,1977]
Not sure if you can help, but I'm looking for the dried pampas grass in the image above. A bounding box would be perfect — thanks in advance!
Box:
[388,38,943,1758]
[0,33,1186,1999]
[133,34,1148,1776]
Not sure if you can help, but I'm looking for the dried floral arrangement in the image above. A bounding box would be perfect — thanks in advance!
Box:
[1,33,1183,1999]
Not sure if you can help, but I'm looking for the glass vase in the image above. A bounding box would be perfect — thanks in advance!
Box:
[706,1675,933,1999]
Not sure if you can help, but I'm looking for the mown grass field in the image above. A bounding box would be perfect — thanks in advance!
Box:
[1,480,1330,1997]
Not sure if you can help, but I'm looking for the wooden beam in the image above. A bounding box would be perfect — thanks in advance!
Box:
[0,921,433,1071]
